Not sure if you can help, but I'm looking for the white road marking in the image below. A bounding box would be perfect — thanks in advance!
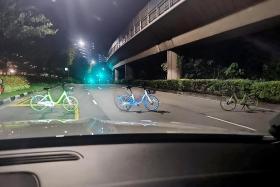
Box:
[56,135,65,138]
[141,120,152,122]
[206,115,256,132]
[92,100,98,105]
[272,141,280,145]
[171,122,183,124]
[98,87,102,90]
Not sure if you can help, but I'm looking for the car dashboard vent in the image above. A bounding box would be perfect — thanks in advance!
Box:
[0,152,81,166]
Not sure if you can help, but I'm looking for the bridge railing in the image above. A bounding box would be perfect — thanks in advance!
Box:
[108,0,182,58]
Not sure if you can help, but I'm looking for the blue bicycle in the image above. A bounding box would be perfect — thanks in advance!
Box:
[115,86,160,112]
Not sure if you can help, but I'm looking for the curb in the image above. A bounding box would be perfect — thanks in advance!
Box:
[0,91,33,106]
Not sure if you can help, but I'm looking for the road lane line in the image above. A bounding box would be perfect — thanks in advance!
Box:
[56,135,65,138]
[75,107,80,120]
[141,120,152,122]
[16,98,29,104]
[21,98,30,104]
[206,115,256,132]
[92,100,98,105]
[9,104,30,107]
[9,104,65,107]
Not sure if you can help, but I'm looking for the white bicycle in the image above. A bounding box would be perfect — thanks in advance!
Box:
[115,86,160,112]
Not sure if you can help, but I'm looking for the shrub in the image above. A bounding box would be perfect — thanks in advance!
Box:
[0,76,30,93]
[149,80,181,90]
[251,81,280,103]
[116,79,280,103]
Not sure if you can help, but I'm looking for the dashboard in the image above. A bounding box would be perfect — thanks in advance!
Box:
[0,134,279,187]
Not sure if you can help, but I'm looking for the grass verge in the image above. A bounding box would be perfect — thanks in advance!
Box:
[0,83,56,100]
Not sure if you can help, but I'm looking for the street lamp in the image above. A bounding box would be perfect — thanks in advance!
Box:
[91,60,96,65]
[78,39,85,48]
[65,67,69,80]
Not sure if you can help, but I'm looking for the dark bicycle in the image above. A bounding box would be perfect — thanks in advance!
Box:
[220,89,258,111]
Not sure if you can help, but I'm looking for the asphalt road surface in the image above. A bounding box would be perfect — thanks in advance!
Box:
[0,84,279,135]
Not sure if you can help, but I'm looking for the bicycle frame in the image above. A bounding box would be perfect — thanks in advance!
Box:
[229,93,247,104]
[42,90,70,105]
[124,89,152,106]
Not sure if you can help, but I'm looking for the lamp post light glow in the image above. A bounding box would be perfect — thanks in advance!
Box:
[91,60,96,65]
[9,69,16,74]
[65,67,70,80]
[78,39,85,48]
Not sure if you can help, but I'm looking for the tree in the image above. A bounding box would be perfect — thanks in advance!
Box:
[67,48,76,67]
[0,0,57,40]
[0,0,58,67]
[224,63,244,79]
[263,58,280,80]
[183,58,212,79]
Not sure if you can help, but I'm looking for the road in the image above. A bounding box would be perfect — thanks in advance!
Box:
[0,84,279,135]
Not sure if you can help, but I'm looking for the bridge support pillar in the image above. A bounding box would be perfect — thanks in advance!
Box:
[167,51,181,80]
[114,68,119,82]
[125,64,134,80]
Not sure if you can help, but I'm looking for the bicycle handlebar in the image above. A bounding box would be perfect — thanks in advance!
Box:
[125,85,148,90]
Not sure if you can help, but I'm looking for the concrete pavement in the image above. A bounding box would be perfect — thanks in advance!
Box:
[84,84,278,134]
[0,84,279,135]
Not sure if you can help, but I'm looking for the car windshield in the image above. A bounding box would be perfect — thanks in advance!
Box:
[0,0,279,140]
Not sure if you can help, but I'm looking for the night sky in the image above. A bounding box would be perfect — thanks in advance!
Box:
[24,0,149,55]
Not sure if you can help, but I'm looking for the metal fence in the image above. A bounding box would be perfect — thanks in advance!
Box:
[109,0,182,57]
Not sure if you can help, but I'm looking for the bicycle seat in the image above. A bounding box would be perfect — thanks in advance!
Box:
[44,88,50,91]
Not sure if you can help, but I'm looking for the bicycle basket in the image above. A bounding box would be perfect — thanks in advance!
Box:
[147,89,156,94]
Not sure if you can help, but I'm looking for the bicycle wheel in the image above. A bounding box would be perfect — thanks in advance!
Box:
[63,96,78,112]
[220,96,236,111]
[114,95,132,111]
[246,95,258,111]
[30,95,48,111]
[143,95,160,111]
